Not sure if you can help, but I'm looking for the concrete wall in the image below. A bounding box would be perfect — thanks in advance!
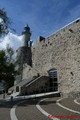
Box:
[32,19,80,96]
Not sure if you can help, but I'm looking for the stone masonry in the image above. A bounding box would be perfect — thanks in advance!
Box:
[31,19,80,96]
[15,19,80,97]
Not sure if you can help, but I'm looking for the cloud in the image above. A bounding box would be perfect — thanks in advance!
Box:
[0,32,22,51]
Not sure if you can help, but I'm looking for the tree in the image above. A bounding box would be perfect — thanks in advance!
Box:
[0,9,16,92]
[0,8,11,37]
[0,8,16,38]
[0,45,16,92]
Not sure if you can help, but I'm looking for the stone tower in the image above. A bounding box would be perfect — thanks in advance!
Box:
[15,25,32,83]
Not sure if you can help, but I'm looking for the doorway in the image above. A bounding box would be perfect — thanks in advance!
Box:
[48,68,58,91]
[16,86,19,92]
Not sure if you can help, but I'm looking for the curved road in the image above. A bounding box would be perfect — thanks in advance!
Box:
[39,97,80,120]
[0,99,23,120]
[16,99,49,120]
[15,97,80,120]
[0,97,80,120]
[0,101,11,120]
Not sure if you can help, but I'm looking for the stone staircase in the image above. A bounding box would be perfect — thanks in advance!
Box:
[8,75,60,97]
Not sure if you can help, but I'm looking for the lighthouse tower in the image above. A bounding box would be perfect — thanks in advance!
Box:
[16,25,32,65]
[22,24,32,47]
[20,24,32,66]
[15,25,32,83]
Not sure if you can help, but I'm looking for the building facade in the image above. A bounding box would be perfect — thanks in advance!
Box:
[15,19,80,97]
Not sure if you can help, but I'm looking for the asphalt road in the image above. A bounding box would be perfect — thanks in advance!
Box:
[0,97,80,120]
[16,99,49,120]
[40,97,80,120]
[0,99,24,120]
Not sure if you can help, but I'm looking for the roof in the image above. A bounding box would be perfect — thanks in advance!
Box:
[9,78,33,91]
[16,78,32,87]
[8,76,42,91]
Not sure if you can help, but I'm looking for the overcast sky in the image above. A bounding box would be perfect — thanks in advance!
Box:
[0,0,80,50]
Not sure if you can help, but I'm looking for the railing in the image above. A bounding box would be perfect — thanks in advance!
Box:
[25,76,42,87]
[14,90,60,100]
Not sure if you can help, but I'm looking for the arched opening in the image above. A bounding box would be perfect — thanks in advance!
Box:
[48,68,58,92]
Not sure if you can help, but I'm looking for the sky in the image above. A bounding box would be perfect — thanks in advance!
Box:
[0,0,80,50]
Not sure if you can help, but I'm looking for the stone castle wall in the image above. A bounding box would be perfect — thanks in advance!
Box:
[22,64,38,80]
[32,19,80,95]
[15,46,32,84]
[16,46,32,65]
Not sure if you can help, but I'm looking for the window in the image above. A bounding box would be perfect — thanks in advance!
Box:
[48,68,58,91]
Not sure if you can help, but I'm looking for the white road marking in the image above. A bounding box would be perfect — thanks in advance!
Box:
[56,98,80,114]
[36,98,60,120]
[10,92,60,120]
[74,99,80,105]
[10,100,25,120]
[10,105,18,120]
[10,95,80,120]
[36,97,80,120]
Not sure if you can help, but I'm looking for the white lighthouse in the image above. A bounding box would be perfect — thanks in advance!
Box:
[22,24,32,47]
[15,25,32,83]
